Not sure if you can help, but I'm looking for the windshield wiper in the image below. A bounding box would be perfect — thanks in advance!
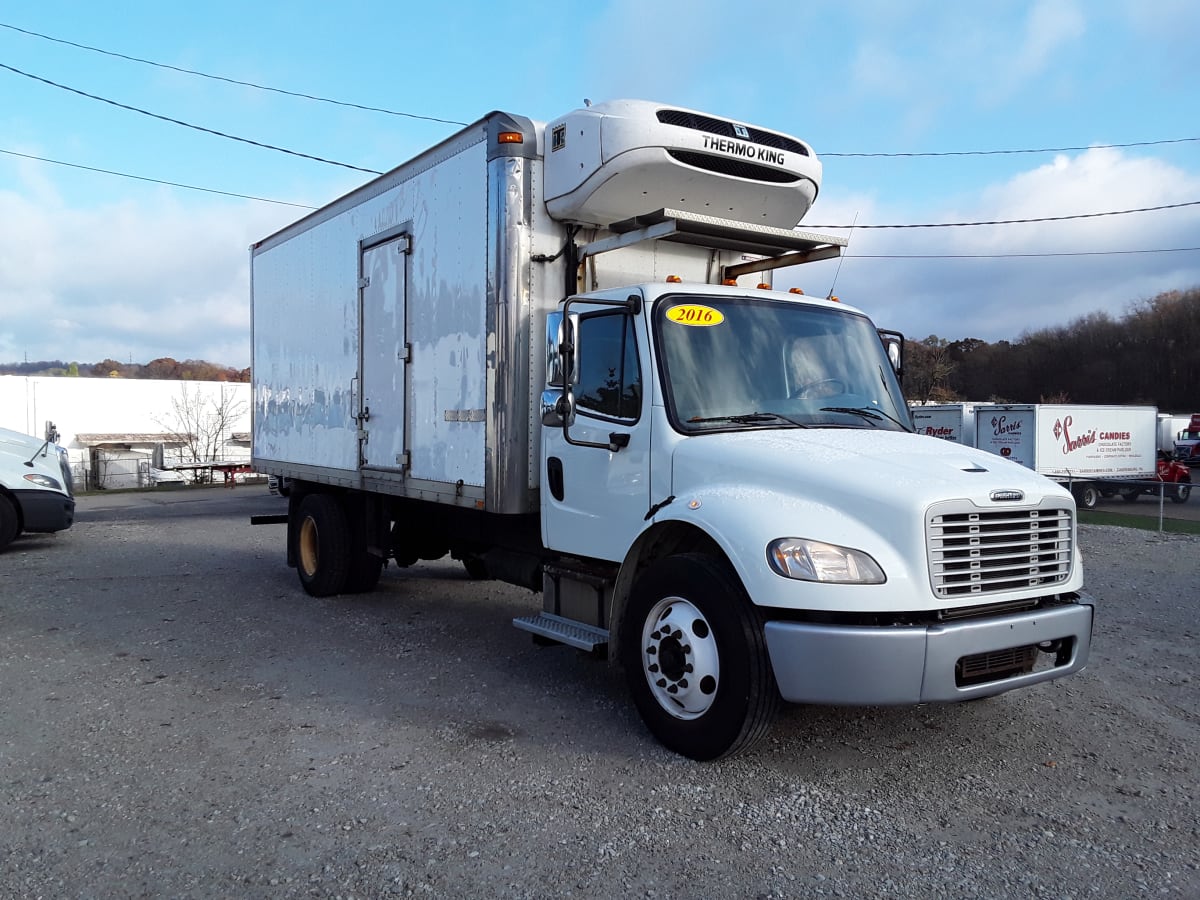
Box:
[688,412,810,428]
[819,406,912,430]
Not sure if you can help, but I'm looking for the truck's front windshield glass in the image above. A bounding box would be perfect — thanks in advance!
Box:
[654,295,911,433]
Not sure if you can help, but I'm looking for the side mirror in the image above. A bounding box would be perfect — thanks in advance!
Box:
[877,329,904,379]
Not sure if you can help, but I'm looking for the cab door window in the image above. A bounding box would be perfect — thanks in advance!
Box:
[576,312,641,421]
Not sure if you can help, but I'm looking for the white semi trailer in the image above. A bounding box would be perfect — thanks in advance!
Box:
[251,100,1094,759]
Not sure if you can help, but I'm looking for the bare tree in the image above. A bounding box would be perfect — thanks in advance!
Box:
[155,385,248,482]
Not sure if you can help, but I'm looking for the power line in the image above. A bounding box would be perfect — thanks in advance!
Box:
[0,21,469,127]
[3,21,1195,160]
[0,62,383,176]
[845,247,1200,259]
[0,148,317,208]
[807,201,1200,230]
[822,138,1200,158]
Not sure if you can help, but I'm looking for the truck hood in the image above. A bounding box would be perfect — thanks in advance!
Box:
[666,428,1078,612]
[670,427,1070,520]
[0,426,48,458]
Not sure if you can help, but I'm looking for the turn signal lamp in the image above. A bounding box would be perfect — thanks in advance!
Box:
[665,275,682,283]
[497,132,524,144]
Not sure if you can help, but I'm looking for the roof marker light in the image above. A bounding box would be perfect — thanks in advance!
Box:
[497,132,524,144]
[722,279,738,286]
[666,275,682,283]
[757,283,771,290]
[789,288,805,295]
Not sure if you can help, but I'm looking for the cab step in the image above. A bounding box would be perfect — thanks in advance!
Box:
[513,613,608,651]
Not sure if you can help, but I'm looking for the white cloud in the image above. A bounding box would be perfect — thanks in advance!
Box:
[822,147,1200,341]
[0,171,294,368]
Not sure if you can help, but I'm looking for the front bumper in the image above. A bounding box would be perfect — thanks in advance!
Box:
[764,594,1094,705]
[12,489,76,534]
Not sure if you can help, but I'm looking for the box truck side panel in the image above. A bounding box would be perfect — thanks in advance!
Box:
[1032,406,1156,479]
[253,130,490,488]
[975,405,1036,468]
[252,225,362,475]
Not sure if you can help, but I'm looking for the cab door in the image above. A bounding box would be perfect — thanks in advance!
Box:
[541,301,651,561]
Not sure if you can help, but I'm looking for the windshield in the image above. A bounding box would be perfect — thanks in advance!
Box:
[654,295,912,432]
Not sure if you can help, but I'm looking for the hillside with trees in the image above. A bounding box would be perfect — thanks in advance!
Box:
[904,287,1198,410]
[0,357,249,382]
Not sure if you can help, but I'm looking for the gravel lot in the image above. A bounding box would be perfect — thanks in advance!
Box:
[1,489,1196,899]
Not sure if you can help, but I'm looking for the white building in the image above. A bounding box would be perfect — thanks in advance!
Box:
[0,376,252,490]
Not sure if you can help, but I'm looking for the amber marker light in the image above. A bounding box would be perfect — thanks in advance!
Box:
[722,278,738,286]
[497,132,524,144]
[666,275,682,283]
[789,288,805,295]
[757,283,771,290]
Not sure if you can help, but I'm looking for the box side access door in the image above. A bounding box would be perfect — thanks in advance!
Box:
[359,232,411,472]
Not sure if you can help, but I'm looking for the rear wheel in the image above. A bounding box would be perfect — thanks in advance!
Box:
[622,553,779,761]
[294,494,350,597]
[1119,487,1141,503]
[0,495,19,550]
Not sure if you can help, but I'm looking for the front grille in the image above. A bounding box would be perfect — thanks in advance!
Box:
[666,149,801,183]
[656,109,810,156]
[927,503,1073,599]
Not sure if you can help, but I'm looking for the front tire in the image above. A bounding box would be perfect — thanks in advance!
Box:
[1073,483,1099,510]
[294,493,350,597]
[0,495,19,550]
[1171,481,1191,504]
[622,553,779,761]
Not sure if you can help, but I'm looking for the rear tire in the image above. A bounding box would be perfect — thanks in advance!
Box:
[294,494,350,597]
[0,495,19,550]
[1119,488,1141,503]
[622,553,779,761]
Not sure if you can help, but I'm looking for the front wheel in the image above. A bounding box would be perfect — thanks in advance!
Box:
[1171,481,1191,504]
[622,554,779,761]
[0,494,19,550]
[1073,483,1099,510]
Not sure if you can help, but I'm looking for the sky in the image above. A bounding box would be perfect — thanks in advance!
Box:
[1,0,1198,369]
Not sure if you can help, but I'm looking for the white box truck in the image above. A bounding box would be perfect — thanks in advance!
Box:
[251,100,1094,759]
[973,404,1157,509]
[0,425,75,551]
[910,403,975,445]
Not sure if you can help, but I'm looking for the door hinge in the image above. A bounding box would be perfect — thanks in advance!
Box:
[358,276,370,289]
[398,343,411,362]
[397,451,410,469]
[397,236,412,255]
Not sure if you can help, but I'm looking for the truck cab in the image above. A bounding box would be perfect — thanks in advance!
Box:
[0,426,75,551]
[1175,414,1200,465]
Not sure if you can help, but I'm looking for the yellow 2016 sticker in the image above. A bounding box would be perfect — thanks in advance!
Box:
[666,304,725,327]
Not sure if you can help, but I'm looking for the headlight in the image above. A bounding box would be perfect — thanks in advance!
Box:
[767,538,885,583]
[23,472,63,491]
